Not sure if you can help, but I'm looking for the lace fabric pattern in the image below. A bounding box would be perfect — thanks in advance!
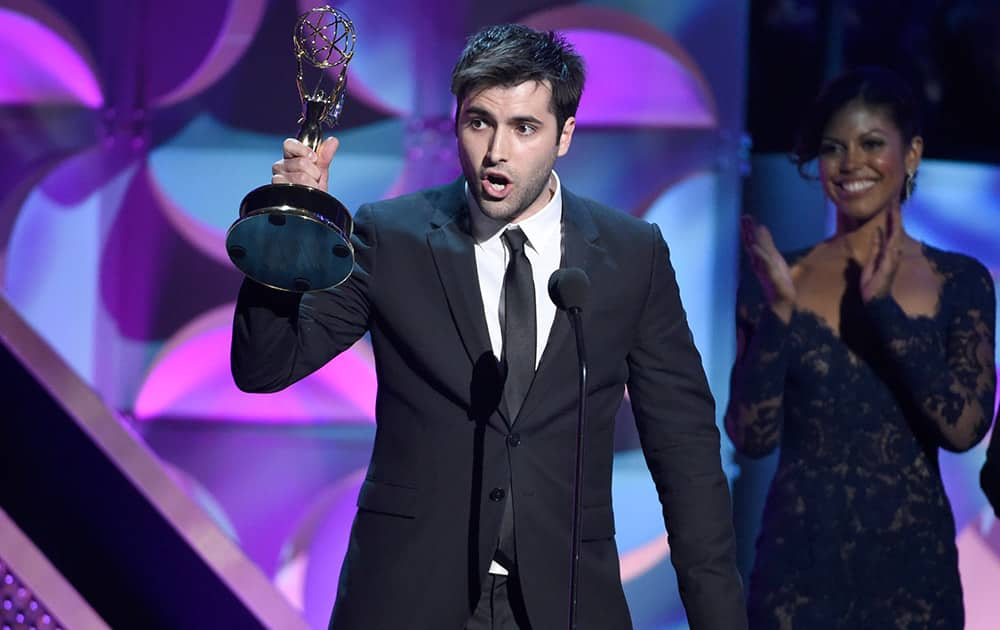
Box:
[726,244,997,629]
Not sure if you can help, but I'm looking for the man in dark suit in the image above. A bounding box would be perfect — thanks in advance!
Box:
[232,24,746,630]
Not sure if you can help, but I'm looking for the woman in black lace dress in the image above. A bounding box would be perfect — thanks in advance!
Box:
[727,67,997,629]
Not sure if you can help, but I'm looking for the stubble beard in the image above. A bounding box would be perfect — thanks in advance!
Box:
[474,169,554,224]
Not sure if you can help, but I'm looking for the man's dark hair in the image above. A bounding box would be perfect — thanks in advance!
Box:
[792,66,923,178]
[450,24,586,140]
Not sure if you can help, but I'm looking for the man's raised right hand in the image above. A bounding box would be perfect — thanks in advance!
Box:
[271,136,339,192]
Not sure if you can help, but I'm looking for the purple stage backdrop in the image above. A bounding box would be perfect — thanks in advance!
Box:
[0,1,996,629]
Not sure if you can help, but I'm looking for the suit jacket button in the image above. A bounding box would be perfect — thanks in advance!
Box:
[506,433,521,447]
[489,488,506,502]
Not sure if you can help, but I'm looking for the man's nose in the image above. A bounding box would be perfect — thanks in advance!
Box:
[486,129,508,163]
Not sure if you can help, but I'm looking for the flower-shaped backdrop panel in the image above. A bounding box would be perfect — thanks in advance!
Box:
[0,2,101,107]
[133,304,376,423]
[1,0,274,407]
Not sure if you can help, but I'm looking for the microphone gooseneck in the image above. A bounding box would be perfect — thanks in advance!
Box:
[548,268,590,630]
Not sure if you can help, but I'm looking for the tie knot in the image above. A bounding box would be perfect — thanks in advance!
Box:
[502,228,529,255]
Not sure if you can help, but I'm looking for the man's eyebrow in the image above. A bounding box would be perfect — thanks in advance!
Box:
[460,106,495,120]
[510,115,544,126]
[459,108,544,126]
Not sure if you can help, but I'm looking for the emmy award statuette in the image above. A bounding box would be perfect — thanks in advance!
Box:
[225,6,357,293]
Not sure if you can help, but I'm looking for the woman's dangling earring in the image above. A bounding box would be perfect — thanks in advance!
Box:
[903,170,917,202]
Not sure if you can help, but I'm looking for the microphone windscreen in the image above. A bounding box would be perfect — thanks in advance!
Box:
[548,268,591,311]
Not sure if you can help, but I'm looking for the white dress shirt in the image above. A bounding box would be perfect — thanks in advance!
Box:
[467,171,563,369]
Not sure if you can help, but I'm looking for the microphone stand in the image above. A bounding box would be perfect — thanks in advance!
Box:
[566,305,586,630]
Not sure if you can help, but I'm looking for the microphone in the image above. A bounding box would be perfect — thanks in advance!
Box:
[548,268,590,630]
[548,267,590,313]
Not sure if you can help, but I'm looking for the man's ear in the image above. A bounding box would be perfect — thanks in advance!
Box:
[557,116,576,157]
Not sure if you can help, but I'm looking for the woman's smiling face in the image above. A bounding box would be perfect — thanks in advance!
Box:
[818,98,923,227]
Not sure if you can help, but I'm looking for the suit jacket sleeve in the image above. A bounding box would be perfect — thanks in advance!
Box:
[231,204,377,392]
[626,223,747,629]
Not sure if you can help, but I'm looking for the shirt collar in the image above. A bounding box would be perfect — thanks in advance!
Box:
[466,171,563,253]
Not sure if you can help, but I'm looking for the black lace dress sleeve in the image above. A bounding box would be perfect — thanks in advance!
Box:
[724,251,809,458]
[865,252,996,452]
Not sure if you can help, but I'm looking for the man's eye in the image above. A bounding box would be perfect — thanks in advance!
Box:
[517,124,536,135]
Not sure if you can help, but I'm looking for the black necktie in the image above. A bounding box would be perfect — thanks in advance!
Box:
[500,228,536,421]
[495,227,535,572]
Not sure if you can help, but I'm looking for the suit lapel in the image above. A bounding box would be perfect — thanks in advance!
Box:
[425,181,510,429]
[517,189,604,425]
[425,183,605,429]
[426,181,493,365]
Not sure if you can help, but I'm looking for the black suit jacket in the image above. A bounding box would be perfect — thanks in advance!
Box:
[232,179,746,630]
